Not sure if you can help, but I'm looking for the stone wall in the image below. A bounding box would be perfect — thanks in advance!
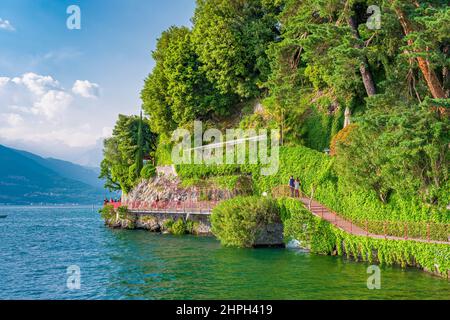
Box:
[122,175,237,205]
[254,223,285,247]
[104,210,286,246]
[106,211,212,235]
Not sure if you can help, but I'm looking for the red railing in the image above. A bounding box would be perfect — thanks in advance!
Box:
[104,201,122,209]
[124,200,219,213]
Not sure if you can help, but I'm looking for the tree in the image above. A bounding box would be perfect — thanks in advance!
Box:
[135,111,144,177]
[141,26,236,136]
[192,0,282,98]
[390,0,448,101]
[335,98,449,206]
[99,114,157,193]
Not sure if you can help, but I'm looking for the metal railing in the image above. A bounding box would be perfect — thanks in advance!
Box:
[125,200,219,214]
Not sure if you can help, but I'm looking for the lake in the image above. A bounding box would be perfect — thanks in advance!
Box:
[0,206,448,300]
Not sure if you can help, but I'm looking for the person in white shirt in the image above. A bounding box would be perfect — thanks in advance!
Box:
[294,178,300,198]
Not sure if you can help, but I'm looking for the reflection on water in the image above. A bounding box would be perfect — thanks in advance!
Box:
[0,206,448,300]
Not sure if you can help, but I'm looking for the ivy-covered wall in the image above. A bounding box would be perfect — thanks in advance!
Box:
[280,198,450,279]
[177,146,449,223]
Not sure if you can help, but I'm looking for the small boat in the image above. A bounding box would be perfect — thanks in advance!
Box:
[0,215,7,219]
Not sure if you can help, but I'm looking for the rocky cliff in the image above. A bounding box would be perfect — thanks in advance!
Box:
[122,174,252,205]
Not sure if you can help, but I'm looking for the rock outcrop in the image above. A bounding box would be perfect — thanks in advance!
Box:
[123,175,248,205]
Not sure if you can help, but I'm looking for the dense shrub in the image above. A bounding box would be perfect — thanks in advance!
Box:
[181,175,253,195]
[99,205,115,220]
[279,198,337,254]
[163,218,198,235]
[163,218,175,231]
[329,124,357,156]
[176,163,241,179]
[141,163,156,179]
[171,219,187,235]
[117,206,129,219]
[211,196,281,247]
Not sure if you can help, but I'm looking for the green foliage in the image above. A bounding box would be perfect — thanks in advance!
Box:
[176,140,448,223]
[135,112,144,176]
[141,163,156,179]
[141,26,236,136]
[99,205,115,220]
[176,163,242,180]
[281,197,450,277]
[211,196,281,247]
[171,219,187,235]
[264,146,448,222]
[163,218,175,231]
[99,205,134,229]
[303,106,343,151]
[335,102,449,207]
[192,0,282,98]
[185,220,199,235]
[163,218,198,235]
[117,206,129,220]
[100,114,157,193]
[154,135,174,165]
[263,0,450,150]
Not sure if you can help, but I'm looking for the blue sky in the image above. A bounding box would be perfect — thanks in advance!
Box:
[0,0,195,166]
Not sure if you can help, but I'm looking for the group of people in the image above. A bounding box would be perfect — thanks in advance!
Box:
[104,198,121,206]
[288,176,301,198]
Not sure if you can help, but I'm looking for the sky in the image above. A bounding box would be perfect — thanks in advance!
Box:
[0,0,196,166]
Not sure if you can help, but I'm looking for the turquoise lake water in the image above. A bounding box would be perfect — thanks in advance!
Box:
[0,206,448,300]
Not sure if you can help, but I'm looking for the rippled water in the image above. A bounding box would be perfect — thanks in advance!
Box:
[0,206,448,300]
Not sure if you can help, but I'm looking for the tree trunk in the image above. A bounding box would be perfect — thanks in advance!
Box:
[348,16,377,97]
[394,6,447,100]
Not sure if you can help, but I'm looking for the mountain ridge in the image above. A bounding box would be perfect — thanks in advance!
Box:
[0,144,106,205]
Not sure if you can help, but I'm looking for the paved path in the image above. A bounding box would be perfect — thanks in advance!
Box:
[299,197,449,245]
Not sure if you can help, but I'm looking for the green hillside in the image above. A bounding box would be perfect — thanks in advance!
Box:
[0,145,104,205]
[16,148,103,188]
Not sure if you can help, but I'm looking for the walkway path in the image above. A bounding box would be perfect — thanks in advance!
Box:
[299,197,449,245]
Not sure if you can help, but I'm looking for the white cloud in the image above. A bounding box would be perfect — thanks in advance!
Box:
[72,80,100,98]
[0,72,108,157]
[0,77,10,88]
[31,90,73,119]
[0,18,15,31]
[0,113,23,126]
[2,73,70,120]
[12,72,61,96]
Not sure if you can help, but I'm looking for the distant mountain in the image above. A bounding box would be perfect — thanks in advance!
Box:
[0,145,107,205]
[16,149,103,188]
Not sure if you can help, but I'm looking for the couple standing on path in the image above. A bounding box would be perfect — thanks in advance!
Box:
[289,176,301,198]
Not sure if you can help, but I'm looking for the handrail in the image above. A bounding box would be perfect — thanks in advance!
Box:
[124,200,218,214]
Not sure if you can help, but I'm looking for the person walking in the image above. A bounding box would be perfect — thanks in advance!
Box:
[294,178,300,198]
[289,176,295,197]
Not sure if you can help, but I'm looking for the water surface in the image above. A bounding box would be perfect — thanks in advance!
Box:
[0,206,448,300]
